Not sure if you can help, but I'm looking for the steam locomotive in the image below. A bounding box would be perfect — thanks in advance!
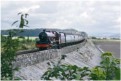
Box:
[36,30,86,50]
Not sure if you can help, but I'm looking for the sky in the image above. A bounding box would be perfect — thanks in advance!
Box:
[1,0,121,36]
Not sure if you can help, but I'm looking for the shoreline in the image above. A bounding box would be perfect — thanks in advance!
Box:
[92,39,120,58]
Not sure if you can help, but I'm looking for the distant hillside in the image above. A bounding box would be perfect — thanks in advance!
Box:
[110,34,120,38]
[1,29,40,37]
[1,28,81,37]
[90,33,120,39]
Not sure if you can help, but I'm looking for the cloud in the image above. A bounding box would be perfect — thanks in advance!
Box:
[116,17,121,23]
[18,5,40,13]
[1,0,120,35]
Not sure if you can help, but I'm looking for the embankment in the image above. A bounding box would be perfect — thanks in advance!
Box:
[14,39,101,80]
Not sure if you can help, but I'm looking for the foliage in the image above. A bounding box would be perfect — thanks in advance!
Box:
[90,52,120,80]
[1,35,7,52]
[12,12,29,28]
[90,66,106,80]
[1,13,29,80]
[18,37,35,50]
[1,35,7,42]
[41,53,120,80]
[101,52,120,79]
[1,30,19,80]
[91,36,97,39]
[41,55,91,80]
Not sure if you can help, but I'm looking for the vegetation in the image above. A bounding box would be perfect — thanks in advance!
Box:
[91,36,97,39]
[1,35,36,52]
[41,52,120,80]
[1,12,29,80]
[12,12,29,28]
[90,52,120,80]
[41,55,90,80]
[1,31,19,80]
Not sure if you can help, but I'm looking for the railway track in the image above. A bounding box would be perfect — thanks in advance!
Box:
[16,48,40,55]
[16,39,86,55]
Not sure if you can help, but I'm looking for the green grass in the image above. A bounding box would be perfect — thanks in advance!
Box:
[12,36,38,40]
[1,36,38,52]
[18,41,36,50]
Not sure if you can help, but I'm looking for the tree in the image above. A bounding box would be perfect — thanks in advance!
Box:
[91,36,97,39]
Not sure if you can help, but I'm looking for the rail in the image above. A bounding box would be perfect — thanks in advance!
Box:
[16,39,86,55]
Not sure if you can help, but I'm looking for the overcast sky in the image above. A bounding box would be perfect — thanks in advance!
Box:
[1,0,121,35]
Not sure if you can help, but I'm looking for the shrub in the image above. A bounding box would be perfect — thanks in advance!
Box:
[42,53,120,80]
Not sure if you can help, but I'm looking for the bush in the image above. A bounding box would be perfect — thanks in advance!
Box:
[1,12,29,80]
[1,31,19,80]
[41,53,120,80]
[41,55,90,80]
